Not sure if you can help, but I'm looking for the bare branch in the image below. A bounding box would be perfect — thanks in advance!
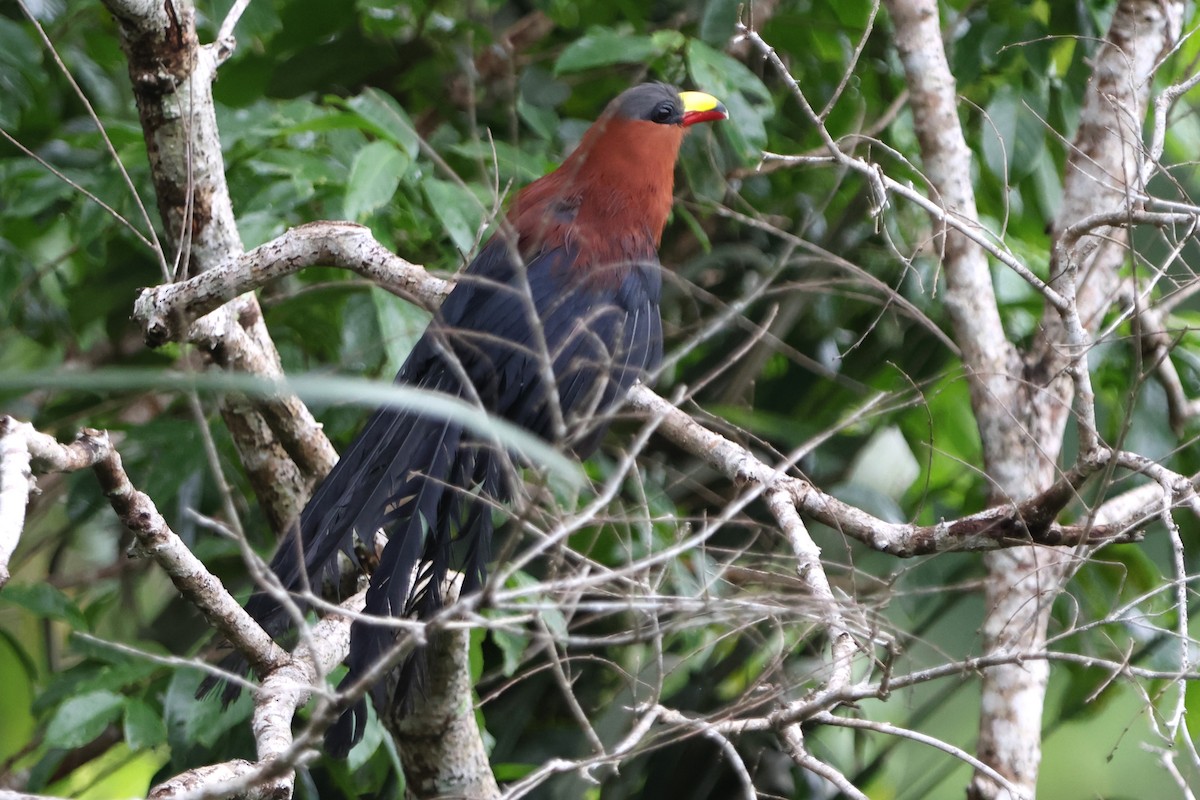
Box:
[500,710,661,799]
[100,0,333,528]
[1130,296,1200,433]
[215,0,252,58]
[812,712,1029,800]
[84,428,289,676]
[626,386,1137,556]
[652,707,757,800]
[135,221,447,348]
[779,725,868,800]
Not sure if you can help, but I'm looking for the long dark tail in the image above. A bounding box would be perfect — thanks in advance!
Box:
[201,401,509,755]
[327,420,510,752]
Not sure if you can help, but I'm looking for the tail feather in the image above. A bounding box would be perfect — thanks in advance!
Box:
[457,447,508,596]
[328,423,518,757]
[199,409,472,707]
[243,404,415,630]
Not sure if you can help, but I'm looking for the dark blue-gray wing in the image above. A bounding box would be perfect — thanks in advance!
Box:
[212,238,663,755]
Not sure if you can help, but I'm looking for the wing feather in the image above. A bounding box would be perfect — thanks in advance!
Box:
[215,232,665,756]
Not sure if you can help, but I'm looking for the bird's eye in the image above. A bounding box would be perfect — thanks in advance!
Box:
[651,101,675,123]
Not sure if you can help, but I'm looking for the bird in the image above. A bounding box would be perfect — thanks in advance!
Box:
[216,82,727,755]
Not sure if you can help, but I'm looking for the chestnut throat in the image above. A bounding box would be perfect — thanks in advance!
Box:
[512,117,686,278]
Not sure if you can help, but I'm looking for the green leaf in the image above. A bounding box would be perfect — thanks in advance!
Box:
[554,28,663,74]
[686,40,771,105]
[0,19,42,128]
[236,209,285,249]
[68,633,154,667]
[344,88,420,156]
[650,29,686,52]
[423,178,484,255]
[0,368,584,487]
[516,96,561,144]
[370,286,428,376]
[449,137,550,182]
[845,426,919,501]
[491,628,529,677]
[345,702,383,771]
[699,0,740,46]
[123,700,166,751]
[344,141,409,221]
[980,85,1046,182]
[226,0,283,46]
[675,206,713,252]
[494,762,537,781]
[0,631,35,760]
[164,670,251,750]
[901,374,983,498]
[829,481,907,525]
[686,40,773,163]
[44,690,124,749]
[0,17,41,66]
[2,584,88,630]
[244,148,342,185]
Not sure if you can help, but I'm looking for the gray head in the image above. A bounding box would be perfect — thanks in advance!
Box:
[607,82,729,127]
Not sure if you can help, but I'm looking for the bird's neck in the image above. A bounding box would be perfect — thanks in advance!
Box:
[508,118,686,287]
[509,119,684,284]
[562,118,682,247]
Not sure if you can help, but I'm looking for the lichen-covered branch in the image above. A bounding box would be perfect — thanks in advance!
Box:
[3,418,400,798]
[0,417,33,589]
[871,1,1186,798]
[85,428,289,676]
[122,213,1174,558]
[102,0,333,528]
[881,0,1023,486]
[385,627,500,799]
[740,1,1189,796]
[148,592,367,800]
